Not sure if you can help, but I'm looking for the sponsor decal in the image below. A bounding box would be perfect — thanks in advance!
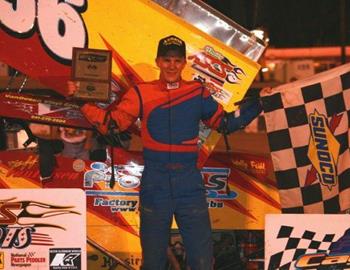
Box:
[202,167,237,200]
[11,252,46,268]
[189,46,246,104]
[84,162,142,189]
[4,155,82,181]
[0,198,80,249]
[306,110,342,189]
[207,200,224,208]
[93,197,138,212]
[101,255,114,269]
[7,156,37,171]
[72,159,86,172]
[124,254,142,267]
[250,161,266,171]
[30,115,66,124]
[295,228,350,269]
[189,46,246,86]
[49,248,81,270]
[232,159,249,170]
[5,92,81,113]
[1,93,87,127]
[86,166,236,201]
[295,253,350,269]
[232,159,266,174]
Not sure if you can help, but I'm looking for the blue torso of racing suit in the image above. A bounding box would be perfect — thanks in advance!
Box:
[81,79,262,270]
[136,79,225,163]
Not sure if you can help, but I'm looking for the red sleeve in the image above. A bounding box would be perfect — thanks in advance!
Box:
[112,87,140,131]
[203,103,224,129]
[81,87,140,134]
[201,88,225,129]
[80,103,109,134]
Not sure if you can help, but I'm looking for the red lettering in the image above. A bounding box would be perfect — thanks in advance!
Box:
[0,203,22,225]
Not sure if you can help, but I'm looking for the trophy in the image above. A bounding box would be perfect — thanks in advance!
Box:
[71,47,112,102]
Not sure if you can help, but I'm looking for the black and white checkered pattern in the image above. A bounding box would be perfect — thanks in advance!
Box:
[261,64,350,213]
[267,225,337,270]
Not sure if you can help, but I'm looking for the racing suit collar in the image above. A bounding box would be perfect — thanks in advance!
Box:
[158,79,183,91]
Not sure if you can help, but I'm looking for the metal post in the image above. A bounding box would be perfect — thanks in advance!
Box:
[340,0,347,64]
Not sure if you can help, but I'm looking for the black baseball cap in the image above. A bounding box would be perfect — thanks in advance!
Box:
[157,35,186,58]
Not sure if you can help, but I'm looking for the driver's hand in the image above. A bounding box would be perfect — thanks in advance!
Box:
[260,87,273,96]
[67,80,80,96]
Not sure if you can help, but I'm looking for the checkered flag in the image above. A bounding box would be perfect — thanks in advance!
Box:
[267,225,337,270]
[261,63,350,213]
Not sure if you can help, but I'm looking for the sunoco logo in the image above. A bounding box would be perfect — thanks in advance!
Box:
[307,110,342,190]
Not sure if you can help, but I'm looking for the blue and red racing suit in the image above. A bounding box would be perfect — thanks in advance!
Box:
[81,79,262,270]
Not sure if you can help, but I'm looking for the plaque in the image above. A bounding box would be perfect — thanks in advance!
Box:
[72,47,112,101]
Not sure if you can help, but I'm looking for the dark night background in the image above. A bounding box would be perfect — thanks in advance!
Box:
[206,0,348,48]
